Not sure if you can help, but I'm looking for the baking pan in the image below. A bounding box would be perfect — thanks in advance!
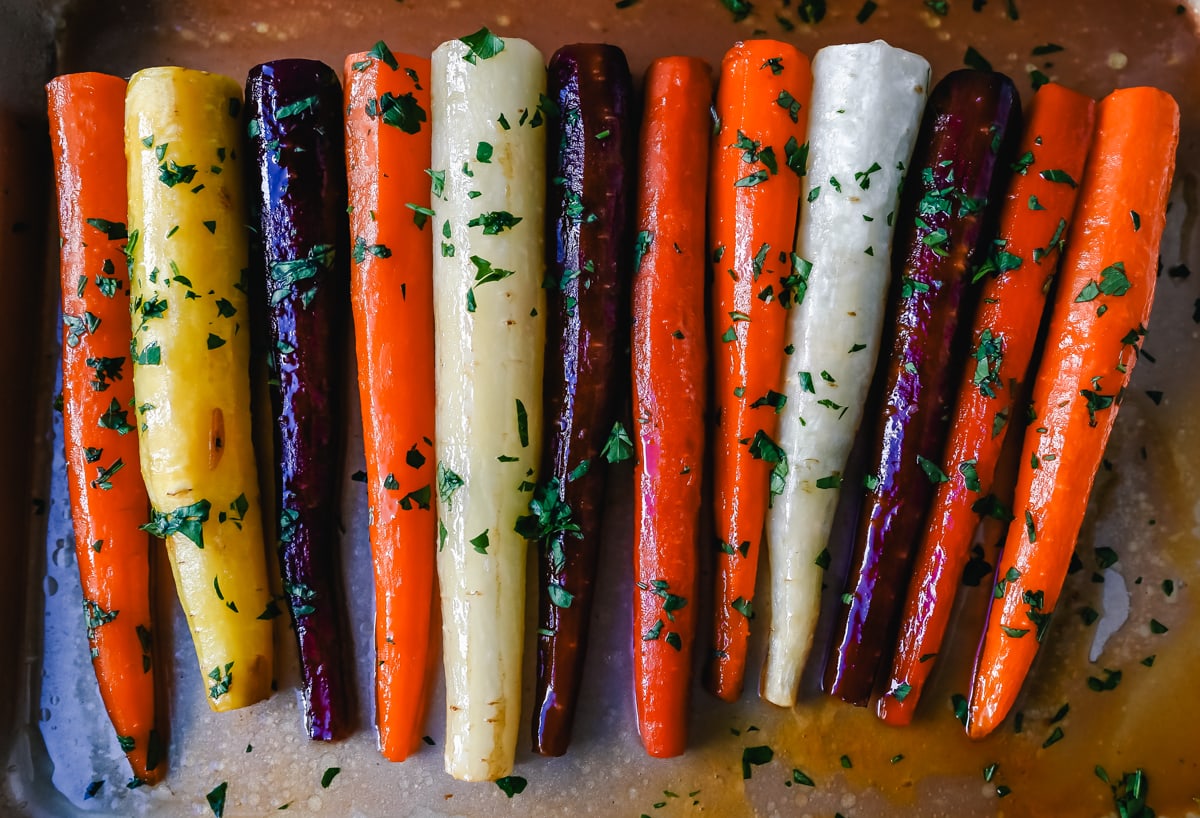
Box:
[2,1,1198,815]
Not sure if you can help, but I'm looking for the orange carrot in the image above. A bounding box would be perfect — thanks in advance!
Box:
[631,56,712,757]
[967,86,1179,738]
[343,45,436,761]
[706,40,811,702]
[47,72,161,784]
[879,83,1096,725]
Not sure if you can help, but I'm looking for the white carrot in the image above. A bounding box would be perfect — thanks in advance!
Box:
[431,29,547,781]
[762,41,929,707]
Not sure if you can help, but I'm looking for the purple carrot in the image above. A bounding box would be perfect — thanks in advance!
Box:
[246,59,350,740]
[526,43,635,757]
[823,70,1021,706]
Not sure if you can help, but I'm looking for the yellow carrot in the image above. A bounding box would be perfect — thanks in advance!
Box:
[126,67,274,711]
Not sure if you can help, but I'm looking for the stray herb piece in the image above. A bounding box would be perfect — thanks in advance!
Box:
[1087,668,1122,692]
[206,782,228,817]
[855,0,877,22]
[964,46,992,71]
[951,692,969,725]
[720,0,754,22]
[741,745,773,779]
[496,776,527,797]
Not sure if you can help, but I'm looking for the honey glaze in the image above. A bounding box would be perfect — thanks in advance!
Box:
[38,1,1200,816]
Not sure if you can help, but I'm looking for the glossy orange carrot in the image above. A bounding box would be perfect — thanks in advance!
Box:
[967,87,1179,738]
[631,56,712,758]
[878,83,1096,725]
[344,45,436,761]
[706,40,811,702]
[47,72,161,784]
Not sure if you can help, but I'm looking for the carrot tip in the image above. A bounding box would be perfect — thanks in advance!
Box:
[875,695,915,727]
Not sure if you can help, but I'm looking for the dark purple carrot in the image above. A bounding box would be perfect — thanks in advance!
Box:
[823,70,1021,707]
[527,43,635,757]
[245,59,350,741]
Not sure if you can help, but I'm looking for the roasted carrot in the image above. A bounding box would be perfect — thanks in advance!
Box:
[246,59,351,742]
[431,30,547,781]
[127,67,275,711]
[631,56,712,758]
[824,70,1020,707]
[968,87,1179,738]
[531,43,635,757]
[343,44,436,761]
[879,83,1095,725]
[706,40,811,703]
[48,72,162,785]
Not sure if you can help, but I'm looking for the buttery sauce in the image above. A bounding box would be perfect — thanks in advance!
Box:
[29,0,1200,816]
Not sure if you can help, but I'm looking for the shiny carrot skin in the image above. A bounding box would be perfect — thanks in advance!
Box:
[631,57,712,759]
[968,87,1179,738]
[344,47,436,761]
[707,40,811,703]
[48,72,162,785]
[128,67,275,712]
[246,60,350,741]
[531,44,635,758]
[824,71,1020,707]
[879,83,1095,725]
[431,35,547,782]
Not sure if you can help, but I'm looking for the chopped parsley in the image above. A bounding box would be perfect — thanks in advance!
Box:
[496,775,527,797]
[207,662,234,700]
[917,455,950,484]
[1040,169,1078,187]
[514,477,581,542]
[378,91,426,134]
[601,421,634,463]
[368,40,400,70]
[85,217,127,240]
[467,210,523,235]
[470,255,515,285]
[741,745,773,779]
[776,90,802,122]
[469,529,490,554]
[142,499,211,548]
[459,27,506,64]
[206,781,228,817]
[720,0,753,22]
